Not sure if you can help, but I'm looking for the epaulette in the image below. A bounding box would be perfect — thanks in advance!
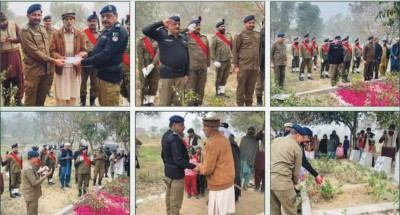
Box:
[21,24,30,31]
[115,23,121,30]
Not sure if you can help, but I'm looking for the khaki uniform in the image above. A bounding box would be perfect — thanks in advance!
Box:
[232,30,261,106]
[8,152,23,192]
[137,36,160,104]
[81,29,100,101]
[352,44,363,73]
[210,32,233,94]
[21,162,46,215]
[76,153,93,192]
[187,33,210,106]
[312,42,319,67]
[320,44,329,76]
[343,44,353,78]
[363,43,375,80]
[44,153,56,181]
[300,41,313,75]
[291,43,300,72]
[271,41,287,87]
[93,151,107,183]
[20,24,54,106]
[271,135,302,215]
[163,177,184,215]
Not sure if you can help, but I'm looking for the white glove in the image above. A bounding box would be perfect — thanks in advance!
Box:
[353,57,356,61]
[142,64,154,78]
[291,56,294,59]
[80,156,83,161]
[214,61,221,68]
[321,59,324,63]
[312,57,314,61]
[5,172,9,178]
[188,23,196,31]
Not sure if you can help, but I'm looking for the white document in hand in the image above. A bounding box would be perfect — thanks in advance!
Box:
[65,57,81,64]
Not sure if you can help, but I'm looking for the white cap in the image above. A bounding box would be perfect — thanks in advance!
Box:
[284,123,293,127]
[64,142,71,146]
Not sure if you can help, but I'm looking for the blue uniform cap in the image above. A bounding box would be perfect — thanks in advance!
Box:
[324,38,329,42]
[11,143,18,149]
[32,146,39,151]
[27,4,42,14]
[277,32,285,38]
[243,15,255,23]
[355,38,359,43]
[189,16,202,25]
[87,11,99,21]
[169,115,184,123]
[304,33,309,38]
[169,16,180,22]
[368,36,373,41]
[100,5,117,15]
[28,151,39,158]
[216,19,225,28]
[303,127,313,137]
[334,35,341,40]
[292,124,307,135]
[43,15,51,20]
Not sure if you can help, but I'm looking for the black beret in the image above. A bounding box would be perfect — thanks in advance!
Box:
[324,38,329,42]
[28,151,39,158]
[355,38,359,43]
[342,36,348,42]
[125,14,130,25]
[27,4,42,14]
[11,143,18,148]
[87,11,98,21]
[368,36,373,41]
[329,39,333,43]
[389,124,396,130]
[292,124,307,135]
[43,144,47,148]
[82,145,88,150]
[187,128,194,133]
[243,15,255,23]
[169,16,180,22]
[189,16,201,25]
[277,32,285,38]
[169,115,184,123]
[32,146,39,151]
[100,5,117,15]
[43,15,51,20]
[304,33,309,38]
[335,35,341,40]
[303,127,313,137]
[312,37,316,41]
[216,19,225,28]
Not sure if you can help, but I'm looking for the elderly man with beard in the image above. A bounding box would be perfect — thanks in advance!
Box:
[239,126,259,190]
[0,12,24,106]
[379,124,400,162]
[186,16,210,106]
[19,4,65,106]
[50,12,87,106]
[75,5,128,106]
[197,116,235,215]
[232,15,261,106]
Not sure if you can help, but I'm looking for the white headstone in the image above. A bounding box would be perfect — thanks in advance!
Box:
[359,152,373,167]
[374,156,392,176]
[349,150,361,163]
[394,152,399,184]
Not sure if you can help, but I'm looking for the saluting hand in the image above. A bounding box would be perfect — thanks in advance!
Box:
[163,19,176,27]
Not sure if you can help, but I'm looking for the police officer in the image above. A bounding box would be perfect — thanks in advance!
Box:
[256,18,265,106]
[75,5,128,106]
[19,4,65,106]
[232,15,261,106]
[210,19,232,98]
[161,115,197,215]
[73,144,83,184]
[80,11,100,106]
[363,36,375,81]
[75,146,94,197]
[104,147,111,177]
[311,37,319,71]
[186,16,210,106]
[352,38,362,73]
[291,37,300,73]
[93,146,107,186]
[373,37,383,79]
[320,38,330,78]
[328,35,344,86]
[43,15,57,98]
[21,150,52,215]
[40,144,48,166]
[142,16,189,106]
[342,36,352,83]
[44,146,57,185]
[5,143,23,198]
[299,33,313,81]
[120,14,131,103]
[271,32,287,88]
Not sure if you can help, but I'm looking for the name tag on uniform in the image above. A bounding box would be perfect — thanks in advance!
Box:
[33,33,41,36]
[243,37,250,40]
[101,35,107,39]
[164,39,173,42]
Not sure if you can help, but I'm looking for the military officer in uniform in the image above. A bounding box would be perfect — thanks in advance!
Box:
[104,147,111,177]
[5,143,23,198]
[93,146,107,186]
[311,37,319,71]
[320,38,330,78]
[186,16,210,106]
[352,38,362,73]
[21,150,52,215]
[75,146,94,197]
[271,125,305,215]
[161,115,198,215]
[43,15,56,98]
[19,4,65,106]
[44,146,57,185]
[271,32,287,88]
[39,145,48,166]
[0,12,24,106]
[291,37,300,73]
[142,16,189,106]
[210,19,232,99]
[120,14,131,103]
[75,5,129,106]
[328,35,344,86]
[232,15,261,106]
[80,11,100,106]
[299,33,313,81]
[255,19,265,106]
[363,36,375,81]
[342,36,352,83]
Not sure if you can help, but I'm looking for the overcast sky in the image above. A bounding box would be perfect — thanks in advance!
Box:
[311,2,350,21]
[7,2,130,17]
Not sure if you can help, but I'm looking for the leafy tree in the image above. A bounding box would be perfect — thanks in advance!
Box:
[49,2,89,29]
[296,2,323,38]
[375,111,400,129]
[376,1,400,28]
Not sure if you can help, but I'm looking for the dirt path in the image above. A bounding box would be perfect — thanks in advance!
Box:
[136,187,265,215]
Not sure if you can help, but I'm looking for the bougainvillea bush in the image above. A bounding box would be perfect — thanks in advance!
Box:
[74,177,130,215]
[335,74,399,106]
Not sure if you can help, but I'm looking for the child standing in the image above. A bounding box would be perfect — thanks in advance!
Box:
[184,151,198,199]
[336,143,344,159]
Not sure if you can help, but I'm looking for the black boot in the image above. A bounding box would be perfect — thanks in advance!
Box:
[80,96,86,106]
[93,179,96,186]
[15,99,24,106]
[4,97,10,106]
[78,189,82,197]
[89,96,96,106]
[256,96,262,106]
[98,179,102,186]
[10,191,16,198]
[83,188,87,195]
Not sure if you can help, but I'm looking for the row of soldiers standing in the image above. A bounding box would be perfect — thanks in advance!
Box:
[0,4,130,106]
[138,15,265,106]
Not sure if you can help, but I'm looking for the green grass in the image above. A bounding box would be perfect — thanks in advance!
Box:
[136,145,164,183]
